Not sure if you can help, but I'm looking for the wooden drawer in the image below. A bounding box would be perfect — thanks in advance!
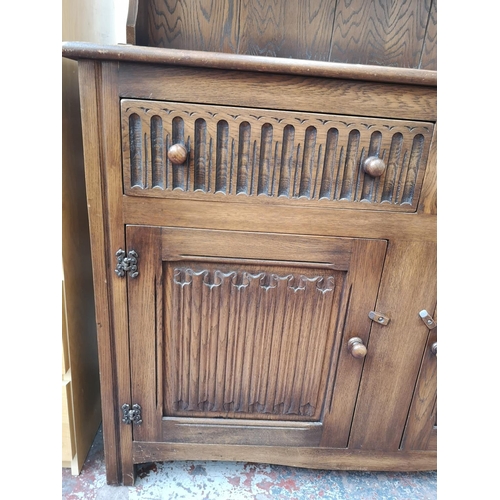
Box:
[121,100,434,212]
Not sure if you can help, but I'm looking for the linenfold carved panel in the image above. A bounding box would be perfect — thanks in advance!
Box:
[121,99,434,211]
[163,263,345,421]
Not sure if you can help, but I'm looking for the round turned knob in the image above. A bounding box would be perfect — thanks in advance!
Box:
[431,342,437,356]
[348,337,367,359]
[168,144,188,164]
[363,156,386,177]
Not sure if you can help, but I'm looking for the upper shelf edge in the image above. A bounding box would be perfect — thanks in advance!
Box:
[62,42,437,87]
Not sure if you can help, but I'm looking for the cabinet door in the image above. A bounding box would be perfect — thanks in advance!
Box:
[401,312,437,451]
[126,226,386,448]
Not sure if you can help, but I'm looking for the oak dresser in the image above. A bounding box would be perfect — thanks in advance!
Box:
[62,0,437,485]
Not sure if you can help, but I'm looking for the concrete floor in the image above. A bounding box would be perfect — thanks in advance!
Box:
[62,427,437,499]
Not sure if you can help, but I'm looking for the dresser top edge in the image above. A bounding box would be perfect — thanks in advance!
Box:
[62,42,437,87]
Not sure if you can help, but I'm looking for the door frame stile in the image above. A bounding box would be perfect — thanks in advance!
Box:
[78,60,135,485]
[319,238,388,448]
[127,226,163,443]
[77,60,131,485]
[98,61,135,485]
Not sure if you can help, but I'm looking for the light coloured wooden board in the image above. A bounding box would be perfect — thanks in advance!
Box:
[62,382,75,465]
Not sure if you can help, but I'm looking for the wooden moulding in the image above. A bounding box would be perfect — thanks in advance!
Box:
[77,60,123,484]
[118,64,436,122]
[132,442,436,472]
[122,197,437,243]
[62,42,436,87]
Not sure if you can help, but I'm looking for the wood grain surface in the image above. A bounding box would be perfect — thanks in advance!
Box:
[62,42,437,86]
[117,64,436,122]
[126,0,437,70]
[69,12,436,480]
[78,61,121,485]
[419,0,437,70]
[126,226,387,451]
[401,305,437,451]
[121,99,433,212]
[329,0,431,68]
[348,241,437,451]
[133,441,437,471]
[147,0,240,52]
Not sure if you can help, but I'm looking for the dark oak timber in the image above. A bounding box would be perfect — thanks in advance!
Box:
[65,3,436,484]
[116,64,436,122]
[77,61,122,485]
[126,0,437,71]
[62,42,437,86]
[132,442,436,471]
[122,198,437,242]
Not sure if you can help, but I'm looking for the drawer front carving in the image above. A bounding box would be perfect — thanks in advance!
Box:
[164,262,343,421]
[121,100,433,211]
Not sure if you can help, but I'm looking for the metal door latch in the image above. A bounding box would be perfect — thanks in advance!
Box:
[368,311,390,326]
[419,310,437,329]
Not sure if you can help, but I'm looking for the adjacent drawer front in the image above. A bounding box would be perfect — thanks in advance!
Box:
[121,99,434,212]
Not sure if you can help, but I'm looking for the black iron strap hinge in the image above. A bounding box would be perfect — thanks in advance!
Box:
[115,249,139,278]
[121,404,142,425]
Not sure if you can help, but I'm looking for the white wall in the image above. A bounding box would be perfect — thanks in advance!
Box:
[62,0,129,44]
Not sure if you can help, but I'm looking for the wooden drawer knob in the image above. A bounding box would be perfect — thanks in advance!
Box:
[431,342,437,356]
[363,156,386,177]
[168,144,188,164]
[348,337,367,359]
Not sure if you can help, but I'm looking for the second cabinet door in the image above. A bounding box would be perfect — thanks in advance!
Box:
[126,226,386,449]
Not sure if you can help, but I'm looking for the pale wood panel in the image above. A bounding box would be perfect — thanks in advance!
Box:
[62,47,101,478]
[238,0,336,60]
[146,0,240,52]
[118,64,436,122]
[133,441,437,471]
[62,382,75,465]
[123,197,437,242]
[62,0,117,476]
[62,281,70,376]
[329,0,431,68]
[348,241,436,451]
